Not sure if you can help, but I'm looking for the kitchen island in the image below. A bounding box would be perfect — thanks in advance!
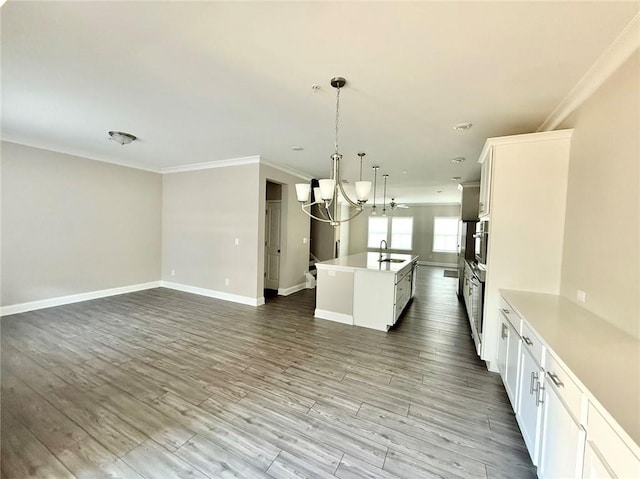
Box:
[314,252,419,331]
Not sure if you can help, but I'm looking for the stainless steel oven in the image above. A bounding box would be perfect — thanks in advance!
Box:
[474,221,489,265]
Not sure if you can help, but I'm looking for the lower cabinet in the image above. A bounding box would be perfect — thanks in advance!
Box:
[582,441,615,478]
[516,346,544,465]
[497,313,521,410]
[538,374,586,479]
[499,293,640,479]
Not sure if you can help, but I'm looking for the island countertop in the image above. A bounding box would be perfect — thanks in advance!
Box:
[315,252,418,273]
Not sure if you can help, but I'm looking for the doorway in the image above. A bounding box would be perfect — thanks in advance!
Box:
[264,181,282,299]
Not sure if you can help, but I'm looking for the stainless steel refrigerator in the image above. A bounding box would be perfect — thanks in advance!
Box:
[457,220,478,297]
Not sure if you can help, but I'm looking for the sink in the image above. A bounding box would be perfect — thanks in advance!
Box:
[378,258,405,263]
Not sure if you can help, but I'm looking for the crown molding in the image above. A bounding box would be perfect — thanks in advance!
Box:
[479,129,574,163]
[161,155,261,174]
[538,13,640,132]
[1,139,162,173]
[260,159,313,181]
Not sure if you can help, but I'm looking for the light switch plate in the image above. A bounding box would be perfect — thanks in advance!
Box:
[576,290,586,303]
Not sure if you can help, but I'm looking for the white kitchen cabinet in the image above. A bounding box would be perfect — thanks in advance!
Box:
[538,373,586,479]
[504,319,520,409]
[496,318,508,379]
[516,344,544,465]
[478,146,492,218]
[479,130,572,371]
[584,403,640,478]
[496,314,521,410]
[582,442,615,478]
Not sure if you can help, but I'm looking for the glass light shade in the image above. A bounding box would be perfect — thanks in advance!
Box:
[355,181,372,202]
[295,183,310,202]
[318,179,336,200]
[313,187,321,204]
[371,205,377,216]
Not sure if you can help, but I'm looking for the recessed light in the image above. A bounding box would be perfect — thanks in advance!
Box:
[451,176,461,181]
[291,146,304,151]
[452,157,465,163]
[402,170,408,174]
[453,122,473,131]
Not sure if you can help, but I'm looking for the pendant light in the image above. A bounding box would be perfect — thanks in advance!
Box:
[381,174,389,217]
[370,165,380,215]
[295,77,372,226]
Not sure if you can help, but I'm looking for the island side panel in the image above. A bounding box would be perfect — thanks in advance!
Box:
[314,268,355,324]
[353,270,396,331]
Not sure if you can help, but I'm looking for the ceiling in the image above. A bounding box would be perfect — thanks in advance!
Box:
[2,2,638,204]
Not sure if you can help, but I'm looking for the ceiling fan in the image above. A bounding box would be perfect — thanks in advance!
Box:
[389,198,409,210]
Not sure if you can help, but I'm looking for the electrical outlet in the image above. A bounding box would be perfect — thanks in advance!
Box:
[171,269,175,277]
[577,290,586,303]
[234,238,239,246]
[303,237,307,244]
[225,278,230,286]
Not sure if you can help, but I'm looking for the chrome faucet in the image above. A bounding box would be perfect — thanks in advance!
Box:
[379,239,388,261]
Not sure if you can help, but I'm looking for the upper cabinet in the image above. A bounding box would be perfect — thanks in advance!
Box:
[478,147,493,218]
[458,181,480,221]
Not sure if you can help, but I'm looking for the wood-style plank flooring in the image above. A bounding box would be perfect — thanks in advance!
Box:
[1,266,536,478]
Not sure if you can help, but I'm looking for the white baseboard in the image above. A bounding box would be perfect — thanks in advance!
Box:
[418,261,458,268]
[0,281,161,317]
[278,282,306,296]
[314,309,353,325]
[160,281,262,307]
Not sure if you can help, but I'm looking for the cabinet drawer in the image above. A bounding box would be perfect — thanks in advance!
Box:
[499,297,522,333]
[587,404,640,478]
[544,353,584,423]
[521,322,544,366]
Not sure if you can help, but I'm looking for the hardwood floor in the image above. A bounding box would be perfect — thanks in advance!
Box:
[1,266,536,478]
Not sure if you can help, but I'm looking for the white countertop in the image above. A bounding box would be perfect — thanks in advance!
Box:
[501,289,640,448]
[315,252,418,273]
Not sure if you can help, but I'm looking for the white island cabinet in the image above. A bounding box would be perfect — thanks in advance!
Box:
[315,253,418,332]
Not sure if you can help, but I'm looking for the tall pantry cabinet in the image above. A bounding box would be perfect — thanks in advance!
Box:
[479,130,572,370]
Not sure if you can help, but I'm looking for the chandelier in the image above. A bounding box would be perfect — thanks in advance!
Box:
[295,77,372,226]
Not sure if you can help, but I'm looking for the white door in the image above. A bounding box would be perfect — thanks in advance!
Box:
[265,201,281,290]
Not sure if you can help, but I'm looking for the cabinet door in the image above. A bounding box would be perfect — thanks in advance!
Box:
[582,442,615,479]
[539,377,585,479]
[505,321,520,408]
[517,347,543,465]
[497,320,508,379]
[479,147,493,218]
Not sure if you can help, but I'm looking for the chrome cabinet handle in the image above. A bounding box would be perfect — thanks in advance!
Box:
[501,308,510,315]
[522,336,533,346]
[548,372,564,388]
[536,383,545,407]
[530,371,539,395]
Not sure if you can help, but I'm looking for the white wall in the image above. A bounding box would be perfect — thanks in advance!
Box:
[348,204,460,265]
[559,50,639,339]
[161,164,261,302]
[1,142,162,307]
[259,164,311,294]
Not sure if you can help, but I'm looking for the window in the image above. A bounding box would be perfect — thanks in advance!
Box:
[367,216,413,251]
[391,217,413,250]
[433,217,458,253]
[367,217,388,248]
